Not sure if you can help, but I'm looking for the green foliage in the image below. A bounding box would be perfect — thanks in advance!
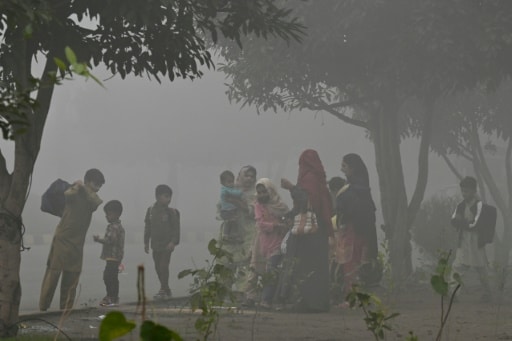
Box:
[0,83,35,139]
[140,320,183,341]
[98,311,136,341]
[178,238,236,341]
[430,250,461,341]
[98,266,183,341]
[346,285,400,340]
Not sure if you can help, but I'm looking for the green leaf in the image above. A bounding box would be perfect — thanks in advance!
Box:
[431,274,448,296]
[53,58,67,72]
[72,63,86,75]
[140,320,183,341]
[98,311,136,341]
[24,24,33,39]
[65,46,77,65]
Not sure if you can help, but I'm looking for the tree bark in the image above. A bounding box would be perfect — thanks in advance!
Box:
[0,52,56,337]
[0,213,22,337]
[372,103,413,282]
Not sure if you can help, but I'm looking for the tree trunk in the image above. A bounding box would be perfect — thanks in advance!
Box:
[0,52,56,336]
[372,105,413,282]
[0,214,22,337]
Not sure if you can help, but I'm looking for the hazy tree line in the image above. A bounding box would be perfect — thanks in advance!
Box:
[1,0,512,337]
[216,0,512,283]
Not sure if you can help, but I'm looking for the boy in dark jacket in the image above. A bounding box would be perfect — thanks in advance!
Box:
[93,200,125,307]
[144,184,180,300]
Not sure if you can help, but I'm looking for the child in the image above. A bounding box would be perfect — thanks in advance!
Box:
[253,178,289,308]
[93,200,125,307]
[451,176,492,301]
[219,170,245,242]
[144,184,180,300]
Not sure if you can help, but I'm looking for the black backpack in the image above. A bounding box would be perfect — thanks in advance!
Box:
[41,179,72,217]
[476,203,497,247]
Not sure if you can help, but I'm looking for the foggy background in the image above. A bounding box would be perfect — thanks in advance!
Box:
[0,64,459,312]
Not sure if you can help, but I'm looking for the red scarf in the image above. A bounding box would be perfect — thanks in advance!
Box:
[297,150,334,235]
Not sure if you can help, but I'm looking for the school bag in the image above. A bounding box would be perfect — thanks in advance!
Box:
[41,178,71,217]
[476,203,497,247]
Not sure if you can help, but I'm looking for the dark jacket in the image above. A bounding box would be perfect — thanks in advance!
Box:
[144,203,180,252]
[451,200,496,248]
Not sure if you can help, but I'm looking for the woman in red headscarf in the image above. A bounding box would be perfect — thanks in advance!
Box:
[276,149,333,312]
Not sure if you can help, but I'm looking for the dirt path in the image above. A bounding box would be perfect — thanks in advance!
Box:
[18,288,512,340]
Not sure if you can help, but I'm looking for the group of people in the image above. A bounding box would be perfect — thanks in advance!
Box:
[217,149,381,311]
[39,169,180,311]
[37,150,493,313]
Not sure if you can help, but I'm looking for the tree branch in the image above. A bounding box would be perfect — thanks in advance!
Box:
[440,153,463,181]
[408,106,433,226]
[308,99,369,129]
[469,125,507,211]
[506,137,512,211]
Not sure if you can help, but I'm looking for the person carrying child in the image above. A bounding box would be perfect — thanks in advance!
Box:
[219,170,245,242]
[144,184,180,300]
[93,200,125,307]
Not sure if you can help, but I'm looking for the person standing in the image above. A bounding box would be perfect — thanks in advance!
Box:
[250,178,289,308]
[93,200,125,307]
[336,153,380,306]
[278,149,333,312]
[451,176,493,301]
[217,165,258,299]
[144,184,180,300]
[39,168,105,311]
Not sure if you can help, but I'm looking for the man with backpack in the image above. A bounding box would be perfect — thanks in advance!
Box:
[39,168,105,311]
[451,176,497,303]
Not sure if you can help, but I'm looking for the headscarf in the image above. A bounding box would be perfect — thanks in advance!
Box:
[235,165,257,193]
[342,153,370,187]
[296,149,333,233]
[256,178,289,217]
[235,165,257,217]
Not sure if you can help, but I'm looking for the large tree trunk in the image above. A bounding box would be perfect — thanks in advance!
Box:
[372,105,412,281]
[0,216,22,337]
[372,100,432,283]
[0,51,56,336]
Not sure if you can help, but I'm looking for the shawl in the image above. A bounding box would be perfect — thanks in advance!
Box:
[296,149,333,233]
[256,178,289,217]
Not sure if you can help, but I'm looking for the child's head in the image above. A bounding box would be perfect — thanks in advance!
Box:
[459,176,477,202]
[220,170,235,188]
[328,176,346,194]
[155,184,173,206]
[84,168,105,192]
[104,200,123,222]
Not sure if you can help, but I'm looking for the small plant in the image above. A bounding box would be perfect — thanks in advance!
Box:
[346,284,400,340]
[98,265,183,341]
[377,239,394,298]
[178,238,236,341]
[430,250,461,341]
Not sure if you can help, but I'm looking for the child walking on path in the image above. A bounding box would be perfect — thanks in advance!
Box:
[144,184,181,300]
[93,200,125,307]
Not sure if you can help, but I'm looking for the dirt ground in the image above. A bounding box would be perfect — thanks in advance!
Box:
[18,284,512,341]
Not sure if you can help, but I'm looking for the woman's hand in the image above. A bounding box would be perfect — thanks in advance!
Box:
[281,178,294,190]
